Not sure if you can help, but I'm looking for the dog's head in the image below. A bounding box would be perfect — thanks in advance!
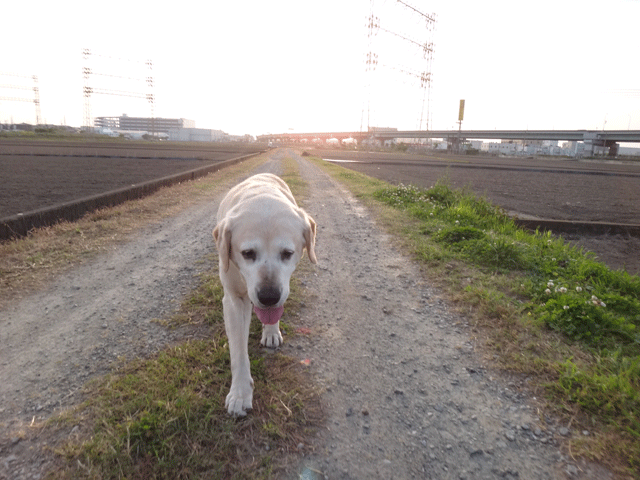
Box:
[213,205,316,309]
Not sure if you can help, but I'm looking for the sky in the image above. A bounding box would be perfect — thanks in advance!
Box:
[1,0,639,137]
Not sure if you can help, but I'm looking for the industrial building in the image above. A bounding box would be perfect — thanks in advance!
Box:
[168,128,227,142]
[94,115,195,134]
[93,114,239,142]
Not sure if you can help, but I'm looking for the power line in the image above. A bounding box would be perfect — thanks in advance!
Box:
[396,0,436,23]
[377,25,433,56]
[610,89,640,97]
[0,72,36,79]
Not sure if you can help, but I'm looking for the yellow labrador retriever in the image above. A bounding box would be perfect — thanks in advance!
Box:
[213,173,317,416]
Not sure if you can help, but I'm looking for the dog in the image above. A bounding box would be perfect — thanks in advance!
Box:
[213,173,317,416]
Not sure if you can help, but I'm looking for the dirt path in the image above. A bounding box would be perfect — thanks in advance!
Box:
[0,150,613,479]
[281,153,613,479]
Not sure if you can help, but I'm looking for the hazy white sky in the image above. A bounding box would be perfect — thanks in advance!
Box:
[1,0,638,136]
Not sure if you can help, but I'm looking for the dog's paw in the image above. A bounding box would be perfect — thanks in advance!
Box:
[261,323,283,348]
[225,379,253,416]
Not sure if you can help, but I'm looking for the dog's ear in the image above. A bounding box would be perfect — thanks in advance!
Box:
[213,218,232,272]
[303,213,317,264]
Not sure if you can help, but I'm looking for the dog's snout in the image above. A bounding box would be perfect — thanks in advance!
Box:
[257,286,281,306]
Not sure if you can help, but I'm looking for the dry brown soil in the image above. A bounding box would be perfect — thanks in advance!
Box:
[0,140,264,217]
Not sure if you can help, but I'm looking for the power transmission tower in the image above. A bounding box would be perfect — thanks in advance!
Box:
[0,73,42,125]
[81,48,155,134]
[82,48,92,129]
[363,2,379,133]
[363,0,436,133]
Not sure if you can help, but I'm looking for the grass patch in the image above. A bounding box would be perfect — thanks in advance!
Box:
[280,155,307,202]
[50,276,320,480]
[310,157,640,476]
[51,324,319,478]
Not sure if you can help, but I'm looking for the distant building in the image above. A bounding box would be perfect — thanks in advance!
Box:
[94,114,195,134]
[3,123,35,132]
[168,127,227,142]
[619,146,640,156]
[484,142,517,155]
[95,127,119,137]
[227,134,255,142]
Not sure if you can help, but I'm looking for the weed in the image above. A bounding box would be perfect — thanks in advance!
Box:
[435,225,487,245]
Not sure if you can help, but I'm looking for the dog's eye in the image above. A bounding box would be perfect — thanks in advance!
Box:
[241,249,256,261]
[281,249,294,261]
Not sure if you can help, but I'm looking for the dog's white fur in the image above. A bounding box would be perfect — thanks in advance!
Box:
[213,173,317,416]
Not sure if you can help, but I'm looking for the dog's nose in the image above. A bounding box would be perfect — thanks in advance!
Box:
[257,286,281,306]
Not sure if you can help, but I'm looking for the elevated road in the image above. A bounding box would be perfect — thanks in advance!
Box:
[260,129,640,157]
[376,129,640,143]
[259,129,640,143]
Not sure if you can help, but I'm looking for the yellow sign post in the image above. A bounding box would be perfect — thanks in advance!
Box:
[457,99,465,153]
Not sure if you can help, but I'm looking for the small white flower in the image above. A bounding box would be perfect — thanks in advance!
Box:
[545,289,551,294]
[552,258,556,261]
[560,287,567,293]
[547,281,554,288]
[600,301,606,307]
[576,286,582,292]
[563,305,570,310]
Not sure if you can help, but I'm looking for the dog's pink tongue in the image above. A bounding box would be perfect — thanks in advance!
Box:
[253,305,284,325]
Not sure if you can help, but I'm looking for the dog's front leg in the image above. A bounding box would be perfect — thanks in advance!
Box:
[261,323,283,348]
[223,293,254,416]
